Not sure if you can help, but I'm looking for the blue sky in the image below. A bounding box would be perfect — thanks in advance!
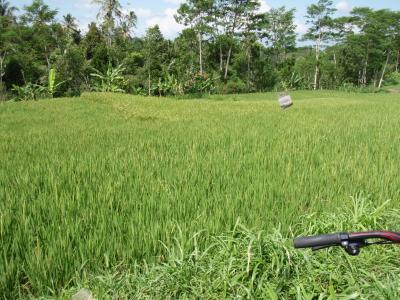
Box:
[13,0,400,38]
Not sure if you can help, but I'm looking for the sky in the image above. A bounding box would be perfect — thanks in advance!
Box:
[13,0,400,38]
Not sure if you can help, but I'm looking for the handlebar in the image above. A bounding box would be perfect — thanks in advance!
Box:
[294,233,347,248]
[294,231,400,256]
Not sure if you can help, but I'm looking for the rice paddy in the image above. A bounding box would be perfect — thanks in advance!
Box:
[1,91,400,298]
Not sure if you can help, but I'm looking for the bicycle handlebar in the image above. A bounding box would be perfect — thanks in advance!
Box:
[349,231,400,242]
[294,231,400,256]
[294,233,347,248]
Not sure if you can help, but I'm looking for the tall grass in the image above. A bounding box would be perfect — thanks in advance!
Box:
[54,196,400,299]
[1,91,400,298]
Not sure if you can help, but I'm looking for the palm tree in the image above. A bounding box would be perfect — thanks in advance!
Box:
[0,0,18,21]
[92,0,122,45]
[120,11,137,39]
[0,0,18,89]
[63,13,78,30]
[63,13,81,44]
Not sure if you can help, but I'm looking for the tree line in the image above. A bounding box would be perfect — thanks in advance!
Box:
[0,0,399,100]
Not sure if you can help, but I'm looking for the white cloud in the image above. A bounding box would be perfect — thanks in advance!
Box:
[145,7,184,38]
[336,0,352,13]
[75,1,98,32]
[163,0,184,4]
[76,0,97,10]
[295,20,308,35]
[125,7,153,19]
[258,0,271,13]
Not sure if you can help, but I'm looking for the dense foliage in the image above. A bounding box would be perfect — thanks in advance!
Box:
[1,91,400,298]
[0,0,399,100]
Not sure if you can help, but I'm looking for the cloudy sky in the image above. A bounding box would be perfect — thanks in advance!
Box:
[14,0,400,38]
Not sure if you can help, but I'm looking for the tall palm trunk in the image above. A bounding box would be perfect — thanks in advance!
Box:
[0,53,5,88]
[313,37,321,90]
[333,51,338,84]
[361,43,371,86]
[219,45,223,72]
[378,50,391,89]
[148,71,151,96]
[246,47,251,92]
[224,46,232,80]
[198,32,203,75]
[361,54,369,86]
[44,46,51,71]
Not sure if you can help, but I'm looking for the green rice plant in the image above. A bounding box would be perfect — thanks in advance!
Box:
[42,196,400,299]
[1,91,400,298]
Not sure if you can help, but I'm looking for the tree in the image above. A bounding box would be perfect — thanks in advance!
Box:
[0,0,18,90]
[374,10,399,88]
[264,7,296,66]
[119,11,137,40]
[394,12,400,73]
[143,25,166,95]
[20,0,57,26]
[346,8,400,88]
[349,8,382,86]
[63,13,81,45]
[82,22,104,60]
[92,0,122,46]
[20,0,59,71]
[0,0,17,19]
[240,6,265,91]
[303,0,336,90]
[92,0,136,46]
[54,45,87,96]
[173,28,198,78]
[175,0,214,75]
[215,0,262,80]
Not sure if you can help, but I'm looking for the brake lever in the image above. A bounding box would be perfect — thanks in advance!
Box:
[311,240,368,255]
[341,240,365,256]
[342,239,394,256]
[312,245,332,251]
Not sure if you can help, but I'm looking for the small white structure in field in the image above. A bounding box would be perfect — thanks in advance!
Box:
[278,92,293,109]
[71,289,94,300]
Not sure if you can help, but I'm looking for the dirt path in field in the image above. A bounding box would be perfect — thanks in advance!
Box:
[387,88,400,94]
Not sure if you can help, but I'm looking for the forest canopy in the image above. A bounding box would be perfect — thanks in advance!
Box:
[0,0,399,100]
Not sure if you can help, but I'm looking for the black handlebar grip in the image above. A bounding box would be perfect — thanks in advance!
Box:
[294,233,347,249]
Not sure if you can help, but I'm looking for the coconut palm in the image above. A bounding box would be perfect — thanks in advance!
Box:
[63,13,78,30]
[0,0,18,21]
[62,13,81,43]
[92,0,122,23]
[120,10,137,39]
[92,0,122,45]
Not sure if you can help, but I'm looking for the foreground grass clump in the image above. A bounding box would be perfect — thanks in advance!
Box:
[1,91,400,298]
[54,197,400,299]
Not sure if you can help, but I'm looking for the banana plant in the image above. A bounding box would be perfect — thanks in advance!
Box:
[90,62,127,93]
[48,68,66,97]
[12,83,47,101]
[280,72,304,91]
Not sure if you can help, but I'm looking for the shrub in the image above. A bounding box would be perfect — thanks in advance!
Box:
[156,75,184,97]
[11,83,47,101]
[183,73,216,95]
[0,82,8,101]
[279,71,305,91]
[385,72,400,86]
[218,77,247,94]
[54,46,87,96]
[90,62,127,93]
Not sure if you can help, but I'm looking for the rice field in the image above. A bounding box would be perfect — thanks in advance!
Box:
[1,91,400,298]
